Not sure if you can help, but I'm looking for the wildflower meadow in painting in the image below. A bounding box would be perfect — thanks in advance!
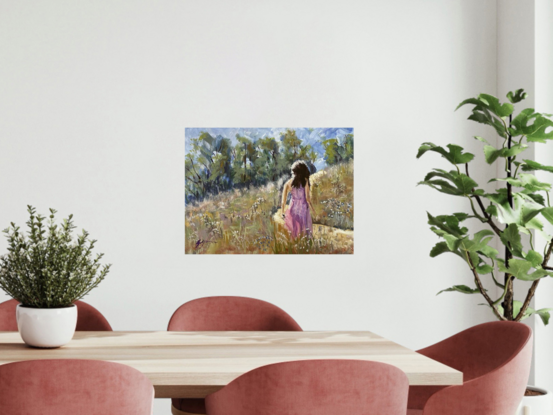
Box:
[185,128,353,254]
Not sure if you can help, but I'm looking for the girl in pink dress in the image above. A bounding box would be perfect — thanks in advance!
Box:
[281,160,317,239]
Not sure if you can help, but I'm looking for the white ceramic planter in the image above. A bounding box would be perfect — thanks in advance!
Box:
[517,386,553,415]
[16,304,77,348]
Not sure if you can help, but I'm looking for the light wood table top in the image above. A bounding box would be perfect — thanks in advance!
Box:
[0,331,462,398]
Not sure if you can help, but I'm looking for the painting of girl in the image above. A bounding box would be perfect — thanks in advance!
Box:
[281,161,317,239]
[185,128,353,254]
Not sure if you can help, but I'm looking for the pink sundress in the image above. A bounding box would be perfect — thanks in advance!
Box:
[284,185,313,238]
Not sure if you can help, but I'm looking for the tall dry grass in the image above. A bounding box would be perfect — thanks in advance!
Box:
[185,160,353,254]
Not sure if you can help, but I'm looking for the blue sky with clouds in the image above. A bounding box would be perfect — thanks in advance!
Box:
[185,128,353,170]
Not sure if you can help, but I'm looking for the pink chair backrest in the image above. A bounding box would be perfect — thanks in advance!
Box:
[417,321,531,381]
[167,296,302,331]
[0,359,154,415]
[408,321,533,415]
[0,299,112,331]
[74,300,113,331]
[0,299,18,331]
[206,359,409,415]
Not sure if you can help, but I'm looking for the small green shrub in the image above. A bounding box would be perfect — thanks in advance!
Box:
[0,206,110,308]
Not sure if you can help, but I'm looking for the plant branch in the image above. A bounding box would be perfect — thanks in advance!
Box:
[465,163,502,236]
[493,279,510,306]
[516,237,553,322]
[503,114,515,320]
[466,252,507,321]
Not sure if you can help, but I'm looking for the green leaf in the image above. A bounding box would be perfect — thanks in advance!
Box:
[525,250,544,267]
[522,160,553,173]
[499,258,550,281]
[484,189,508,205]
[483,145,501,164]
[527,269,551,280]
[501,144,528,158]
[427,213,468,238]
[417,143,475,165]
[500,224,523,257]
[526,116,553,142]
[510,108,538,136]
[508,108,553,141]
[483,144,528,164]
[419,179,462,196]
[452,212,470,222]
[504,259,532,279]
[419,169,478,196]
[475,264,493,274]
[478,93,514,118]
[474,229,495,240]
[536,308,552,325]
[479,243,499,259]
[541,207,553,225]
[429,241,463,259]
[451,173,478,194]
[468,110,508,138]
[526,193,546,206]
[486,204,499,217]
[458,231,495,259]
[490,174,551,192]
[456,98,484,111]
[437,285,482,295]
[513,301,552,325]
[526,217,544,231]
[496,194,543,228]
[507,89,527,104]
[474,135,491,145]
[441,234,460,251]
[430,241,450,257]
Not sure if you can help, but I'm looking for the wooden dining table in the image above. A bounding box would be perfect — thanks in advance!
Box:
[0,330,462,398]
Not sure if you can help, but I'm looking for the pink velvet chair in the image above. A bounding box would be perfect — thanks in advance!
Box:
[407,321,532,415]
[0,359,154,415]
[0,299,112,331]
[206,359,409,415]
[167,296,302,415]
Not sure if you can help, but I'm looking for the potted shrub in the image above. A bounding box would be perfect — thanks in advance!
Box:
[0,206,110,348]
[417,89,553,414]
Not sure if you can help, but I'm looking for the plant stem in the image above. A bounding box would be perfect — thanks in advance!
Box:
[502,114,515,320]
[466,251,507,321]
[465,163,501,235]
[516,237,553,321]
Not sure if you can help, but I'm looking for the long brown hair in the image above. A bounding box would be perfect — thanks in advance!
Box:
[290,160,311,188]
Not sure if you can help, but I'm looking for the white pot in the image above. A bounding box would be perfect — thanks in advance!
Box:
[517,386,553,415]
[16,304,77,348]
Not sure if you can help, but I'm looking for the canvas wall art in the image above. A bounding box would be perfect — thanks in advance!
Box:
[185,128,353,254]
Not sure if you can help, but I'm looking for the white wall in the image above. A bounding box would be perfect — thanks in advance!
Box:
[534,0,553,392]
[495,0,553,391]
[0,1,500,413]
[496,0,537,383]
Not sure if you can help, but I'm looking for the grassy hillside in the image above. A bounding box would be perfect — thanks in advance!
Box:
[185,160,353,254]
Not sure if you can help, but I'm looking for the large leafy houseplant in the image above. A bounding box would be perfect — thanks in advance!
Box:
[0,206,110,308]
[418,89,553,324]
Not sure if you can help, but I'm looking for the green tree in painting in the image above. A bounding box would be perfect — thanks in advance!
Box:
[185,129,353,202]
[185,132,234,196]
[232,135,259,185]
[321,133,354,165]
[257,137,281,181]
[281,129,303,165]
[299,144,318,169]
